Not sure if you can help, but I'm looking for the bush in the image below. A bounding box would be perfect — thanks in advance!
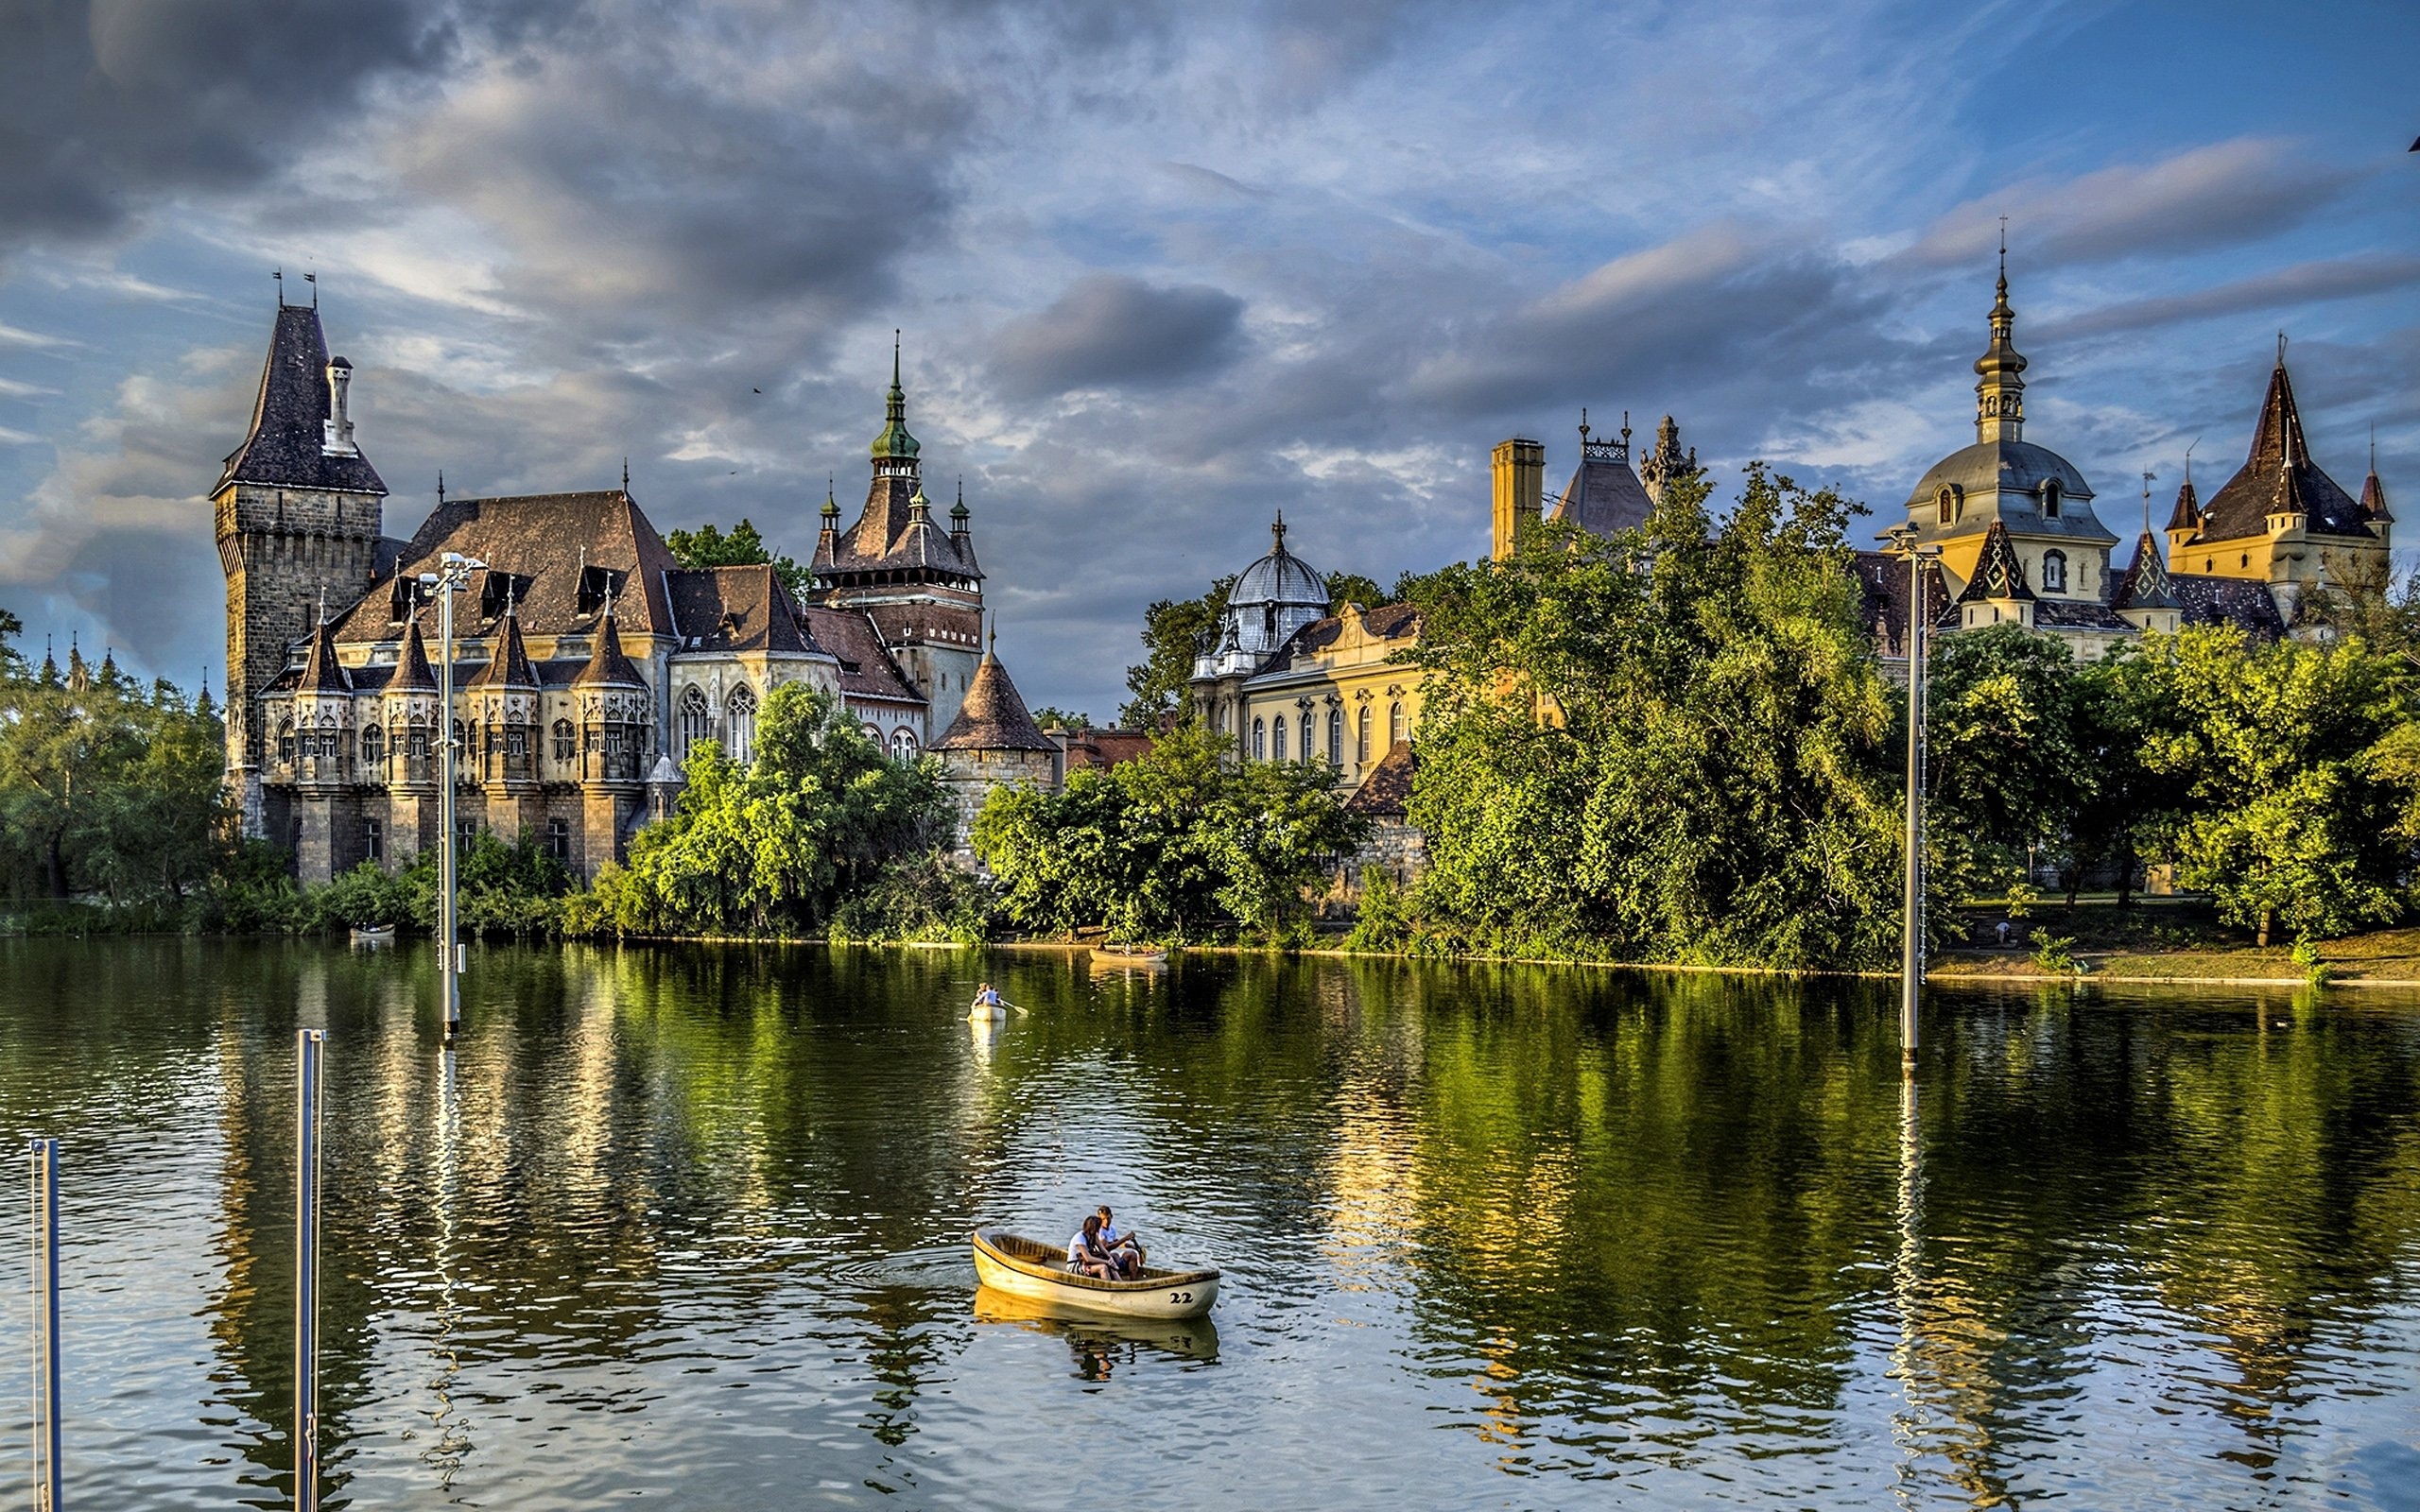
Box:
[828,851,993,943]
[2028,929,2080,975]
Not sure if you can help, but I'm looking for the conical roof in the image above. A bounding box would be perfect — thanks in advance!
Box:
[467,602,539,690]
[1956,519,2034,602]
[2197,358,2369,541]
[933,640,1053,752]
[2165,478,2201,533]
[299,614,353,694]
[574,605,647,688]
[2362,466,2393,524]
[390,621,439,692]
[2111,532,2180,611]
[216,303,386,496]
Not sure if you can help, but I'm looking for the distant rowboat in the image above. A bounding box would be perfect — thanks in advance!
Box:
[349,925,396,946]
[1087,946,1167,971]
[971,1228,1219,1320]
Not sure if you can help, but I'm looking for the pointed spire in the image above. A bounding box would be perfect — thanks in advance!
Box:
[1272,510,1288,553]
[2112,529,2181,612]
[872,330,920,462]
[469,589,538,690]
[2362,428,2393,523]
[299,610,351,695]
[951,477,970,528]
[99,646,119,686]
[392,619,438,693]
[574,589,646,688]
[1956,520,2034,603]
[65,633,89,693]
[40,635,58,686]
[934,624,1054,754]
[821,479,840,525]
[1973,234,2028,444]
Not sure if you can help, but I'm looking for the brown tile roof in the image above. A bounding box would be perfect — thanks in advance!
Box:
[332,490,682,647]
[818,475,983,579]
[1056,729,1154,772]
[574,607,648,687]
[2362,467,2394,524]
[666,565,821,655]
[298,614,352,694]
[2195,362,2375,542]
[1345,741,1416,817]
[933,646,1053,752]
[801,607,923,703]
[466,606,539,689]
[390,621,438,693]
[216,304,387,497]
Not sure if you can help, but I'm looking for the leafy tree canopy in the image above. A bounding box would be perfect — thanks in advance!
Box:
[664,518,812,606]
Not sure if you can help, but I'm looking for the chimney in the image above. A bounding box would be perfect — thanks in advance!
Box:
[1491,438,1544,560]
[322,356,357,456]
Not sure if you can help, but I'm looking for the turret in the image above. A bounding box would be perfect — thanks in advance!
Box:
[1974,237,2027,444]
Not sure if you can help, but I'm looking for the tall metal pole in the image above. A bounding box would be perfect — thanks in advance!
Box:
[438,574,460,1042]
[1899,540,1937,1076]
[294,1030,323,1512]
[28,1138,60,1512]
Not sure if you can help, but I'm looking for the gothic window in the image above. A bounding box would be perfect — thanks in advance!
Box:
[457,819,478,854]
[1389,701,1406,747]
[451,720,467,757]
[1327,708,1343,766]
[506,726,527,758]
[553,719,575,763]
[726,684,758,764]
[1936,486,1957,525]
[408,721,429,760]
[364,817,383,864]
[1253,717,1266,762]
[361,725,384,767]
[2041,480,2062,519]
[1272,714,1288,762]
[890,727,919,761]
[679,685,713,753]
[2043,550,2067,593]
[1357,705,1371,764]
[547,816,571,863]
[278,721,296,763]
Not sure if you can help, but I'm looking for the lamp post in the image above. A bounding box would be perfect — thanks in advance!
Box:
[418,551,485,1042]
[1885,524,1942,1076]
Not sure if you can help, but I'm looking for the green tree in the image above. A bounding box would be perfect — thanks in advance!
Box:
[1924,625,2087,902]
[664,518,812,605]
[2068,644,2179,906]
[1120,575,1235,729]
[1403,465,1906,969]
[973,720,1363,942]
[1028,707,1095,731]
[1324,571,1386,611]
[2135,627,2409,944]
[589,682,951,935]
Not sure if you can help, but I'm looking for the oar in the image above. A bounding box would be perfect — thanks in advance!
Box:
[999,1000,1031,1016]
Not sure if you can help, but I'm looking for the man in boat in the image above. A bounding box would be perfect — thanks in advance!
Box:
[1067,1213,1120,1279]
[971,983,1004,1016]
[1096,1205,1145,1277]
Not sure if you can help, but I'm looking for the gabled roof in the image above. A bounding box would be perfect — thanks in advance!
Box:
[466,606,539,690]
[933,644,1053,752]
[1344,741,1417,818]
[1852,550,1955,655]
[802,607,924,703]
[1956,520,2034,602]
[574,607,648,688]
[330,490,683,646]
[666,565,824,655]
[1548,435,1653,538]
[216,304,387,497]
[2110,532,2180,612]
[819,475,983,579]
[2195,362,2373,541]
[2169,574,2287,640]
[1262,602,1423,674]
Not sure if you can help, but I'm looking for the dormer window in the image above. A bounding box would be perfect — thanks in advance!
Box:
[2043,550,2067,593]
[2041,479,2062,520]
[1935,485,1960,525]
[577,565,627,617]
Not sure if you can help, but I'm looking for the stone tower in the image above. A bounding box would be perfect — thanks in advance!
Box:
[215,300,387,836]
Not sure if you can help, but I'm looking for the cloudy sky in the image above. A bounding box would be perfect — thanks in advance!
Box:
[1,0,2414,716]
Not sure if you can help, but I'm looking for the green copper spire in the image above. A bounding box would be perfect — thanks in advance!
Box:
[871,329,920,461]
[950,477,969,527]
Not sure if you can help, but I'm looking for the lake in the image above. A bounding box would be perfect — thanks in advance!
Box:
[1,939,2416,1509]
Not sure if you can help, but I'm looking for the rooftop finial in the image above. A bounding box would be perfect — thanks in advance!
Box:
[893,329,902,389]
[1998,215,2008,279]
[2278,331,2289,369]
[305,269,317,308]
[622,456,631,493]
[1272,510,1287,551]
[2185,437,2198,486]
[318,585,328,625]
[1621,410,1632,448]
[1578,406,1590,443]
[437,469,445,504]
[2141,468,2156,535]
[272,266,283,306]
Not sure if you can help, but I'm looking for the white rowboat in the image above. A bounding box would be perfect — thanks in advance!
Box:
[971,1228,1219,1320]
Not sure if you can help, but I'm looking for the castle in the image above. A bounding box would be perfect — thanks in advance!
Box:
[216,301,1050,883]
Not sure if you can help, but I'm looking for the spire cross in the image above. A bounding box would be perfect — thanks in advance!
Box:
[2141,469,2156,535]
[622,456,631,492]
[1579,406,1590,443]
[318,585,328,625]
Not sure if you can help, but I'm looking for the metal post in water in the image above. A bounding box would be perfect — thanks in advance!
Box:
[424,551,482,1042]
[294,1030,323,1512]
[1890,528,1941,1076]
[28,1138,60,1512]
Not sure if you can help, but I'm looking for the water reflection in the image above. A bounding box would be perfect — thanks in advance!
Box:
[1,942,2417,1509]
[973,1288,1221,1378]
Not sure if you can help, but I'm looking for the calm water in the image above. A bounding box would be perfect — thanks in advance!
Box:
[1,941,2417,1509]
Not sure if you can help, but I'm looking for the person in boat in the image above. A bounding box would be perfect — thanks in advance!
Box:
[972,983,1004,1014]
[1096,1205,1145,1277]
[1067,1213,1120,1280]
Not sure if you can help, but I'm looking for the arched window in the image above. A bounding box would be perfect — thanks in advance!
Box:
[361,725,384,768]
[890,727,919,761]
[553,718,575,763]
[1389,701,1406,747]
[1327,708,1343,766]
[1253,717,1266,761]
[2041,479,2062,519]
[678,686,713,753]
[505,725,527,758]
[726,684,757,764]
[1356,705,1371,764]
[451,720,467,758]
[1936,486,1956,525]
[1272,715,1288,762]
[407,720,429,760]
[276,721,296,762]
[2042,550,2067,593]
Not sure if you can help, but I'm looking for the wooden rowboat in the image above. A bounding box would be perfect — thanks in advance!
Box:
[971,1228,1219,1320]
[349,924,396,946]
[1087,946,1167,971]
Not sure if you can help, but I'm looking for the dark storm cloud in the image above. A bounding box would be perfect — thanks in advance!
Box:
[1902,139,2364,270]
[2038,256,2420,344]
[990,274,1248,399]
[0,0,554,250]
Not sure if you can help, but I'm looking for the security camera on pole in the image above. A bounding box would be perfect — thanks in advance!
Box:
[418,550,486,1041]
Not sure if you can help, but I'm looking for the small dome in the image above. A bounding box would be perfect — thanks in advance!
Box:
[1229,514,1327,610]
[1908,439,2094,511]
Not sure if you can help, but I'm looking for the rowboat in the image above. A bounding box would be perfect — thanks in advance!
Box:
[349,924,396,946]
[1087,946,1167,971]
[971,1228,1219,1320]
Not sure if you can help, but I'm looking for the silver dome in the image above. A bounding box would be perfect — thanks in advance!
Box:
[1230,514,1328,610]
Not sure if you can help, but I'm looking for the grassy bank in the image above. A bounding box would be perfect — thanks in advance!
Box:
[1927,898,2420,985]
